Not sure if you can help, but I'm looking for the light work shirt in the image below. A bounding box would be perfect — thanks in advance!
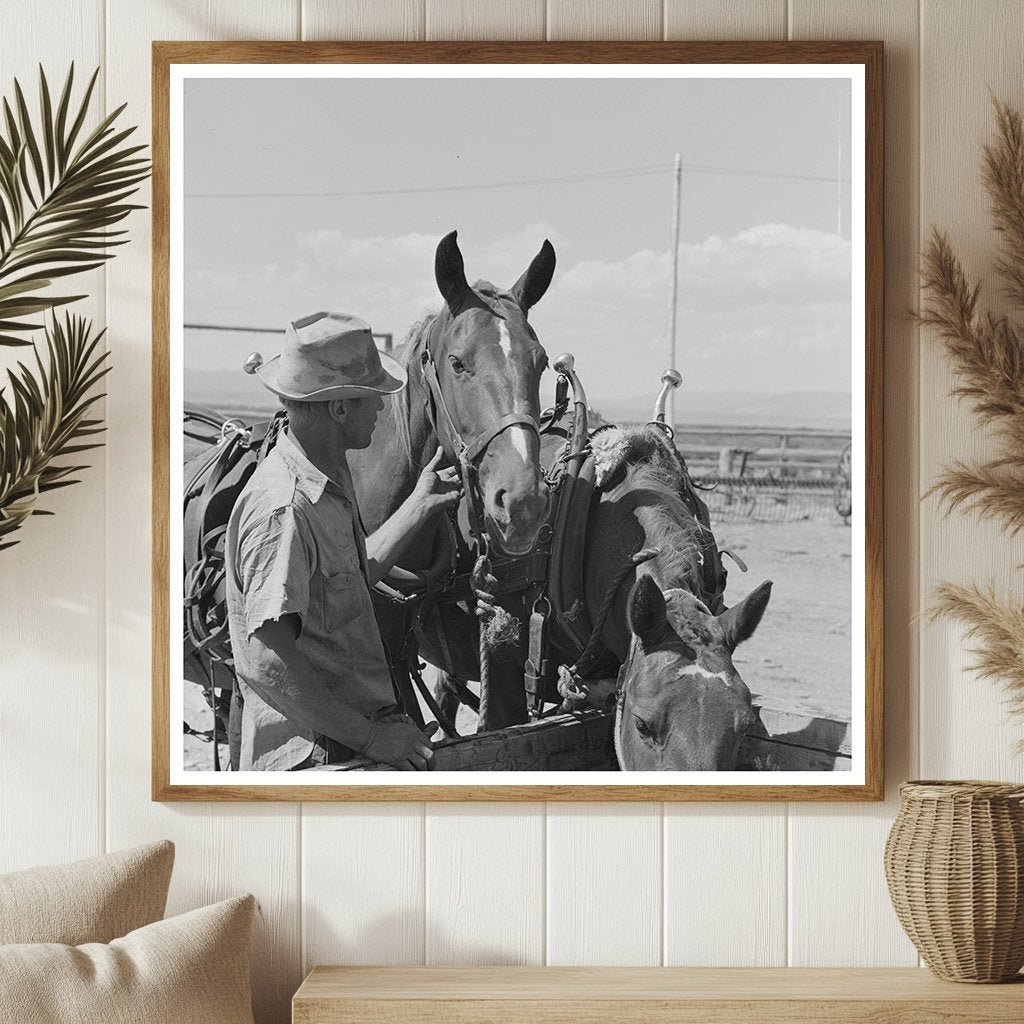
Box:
[225,428,396,770]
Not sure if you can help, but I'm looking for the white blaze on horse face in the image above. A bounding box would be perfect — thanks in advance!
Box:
[509,426,531,466]
[675,662,732,688]
[497,318,513,363]
[494,318,532,466]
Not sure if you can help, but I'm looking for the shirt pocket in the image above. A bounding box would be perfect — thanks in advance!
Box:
[317,569,367,637]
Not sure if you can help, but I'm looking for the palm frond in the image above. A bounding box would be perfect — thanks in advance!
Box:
[0,312,110,548]
[0,64,148,346]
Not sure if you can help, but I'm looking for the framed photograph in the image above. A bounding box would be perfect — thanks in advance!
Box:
[154,41,882,801]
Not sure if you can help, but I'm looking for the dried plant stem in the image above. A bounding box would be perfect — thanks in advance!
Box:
[925,460,1024,535]
[921,97,1024,731]
[931,583,1024,727]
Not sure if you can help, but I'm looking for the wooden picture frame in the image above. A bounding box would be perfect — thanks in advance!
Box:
[153,41,883,801]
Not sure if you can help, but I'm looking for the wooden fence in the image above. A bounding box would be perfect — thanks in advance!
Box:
[671,423,851,481]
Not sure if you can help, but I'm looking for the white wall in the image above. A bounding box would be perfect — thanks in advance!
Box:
[2,3,1022,1022]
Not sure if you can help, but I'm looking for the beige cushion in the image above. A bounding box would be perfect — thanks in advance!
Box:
[0,894,256,1024]
[0,840,174,945]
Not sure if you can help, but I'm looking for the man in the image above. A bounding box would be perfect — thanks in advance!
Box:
[225,311,462,771]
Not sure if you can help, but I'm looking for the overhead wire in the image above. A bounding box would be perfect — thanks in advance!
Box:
[185,160,850,199]
[186,163,670,199]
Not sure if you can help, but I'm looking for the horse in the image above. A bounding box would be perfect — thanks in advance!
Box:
[433,423,773,770]
[579,425,773,770]
[348,230,553,555]
[181,231,557,748]
[347,230,558,731]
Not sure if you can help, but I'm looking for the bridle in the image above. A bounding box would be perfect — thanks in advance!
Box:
[418,313,542,552]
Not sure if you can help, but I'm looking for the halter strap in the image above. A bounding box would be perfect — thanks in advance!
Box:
[420,347,466,457]
[464,410,540,463]
[420,335,540,466]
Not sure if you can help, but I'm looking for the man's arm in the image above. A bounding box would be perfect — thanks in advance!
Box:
[249,616,435,770]
[248,615,373,752]
[365,446,462,585]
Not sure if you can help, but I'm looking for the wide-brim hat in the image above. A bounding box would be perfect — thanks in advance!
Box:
[255,311,407,401]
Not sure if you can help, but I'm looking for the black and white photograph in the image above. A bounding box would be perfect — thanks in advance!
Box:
[163,48,879,796]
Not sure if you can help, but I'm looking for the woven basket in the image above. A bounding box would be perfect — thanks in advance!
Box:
[884,780,1024,982]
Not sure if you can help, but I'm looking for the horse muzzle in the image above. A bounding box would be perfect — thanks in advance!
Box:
[484,479,550,555]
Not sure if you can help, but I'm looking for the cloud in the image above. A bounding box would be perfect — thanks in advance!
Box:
[185,222,852,396]
[185,221,563,343]
[531,224,851,397]
[682,224,851,308]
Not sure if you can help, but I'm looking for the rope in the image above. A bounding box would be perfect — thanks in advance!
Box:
[557,547,660,710]
[472,552,496,725]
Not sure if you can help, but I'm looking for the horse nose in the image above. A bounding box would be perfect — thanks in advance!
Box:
[494,482,548,519]
[493,487,514,513]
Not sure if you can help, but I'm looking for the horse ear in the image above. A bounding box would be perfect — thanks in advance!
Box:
[628,575,669,646]
[510,239,556,312]
[435,230,471,311]
[718,580,772,653]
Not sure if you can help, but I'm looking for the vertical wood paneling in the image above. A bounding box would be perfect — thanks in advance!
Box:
[303,0,424,40]
[664,805,786,966]
[0,1,106,874]
[419,0,541,979]
[425,0,544,41]
[527,102,654,1024]
[547,804,661,965]
[664,0,786,40]
[295,13,428,986]
[787,0,920,967]
[547,1,662,40]
[425,804,544,964]
[9,3,1024,1010]
[661,1,787,968]
[919,0,1024,779]
[104,4,302,1022]
[302,805,425,970]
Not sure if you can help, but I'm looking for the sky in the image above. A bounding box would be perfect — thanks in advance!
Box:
[183,74,853,410]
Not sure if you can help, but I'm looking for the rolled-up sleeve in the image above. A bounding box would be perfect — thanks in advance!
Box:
[237,506,315,638]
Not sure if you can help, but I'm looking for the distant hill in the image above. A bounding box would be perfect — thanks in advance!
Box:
[590,389,852,430]
[185,370,851,433]
[185,369,279,416]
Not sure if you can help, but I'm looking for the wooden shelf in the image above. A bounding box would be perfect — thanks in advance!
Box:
[293,966,1024,1023]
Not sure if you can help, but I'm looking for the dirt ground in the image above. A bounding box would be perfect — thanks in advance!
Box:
[182,517,851,770]
[183,683,226,771]
[716,517,852,721]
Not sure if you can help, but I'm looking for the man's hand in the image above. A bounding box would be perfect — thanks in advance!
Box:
[364,717,438,771]
[364,447,462,584]
[411,446,462,516]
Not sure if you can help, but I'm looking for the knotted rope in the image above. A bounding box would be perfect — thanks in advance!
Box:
[471,550,522,725]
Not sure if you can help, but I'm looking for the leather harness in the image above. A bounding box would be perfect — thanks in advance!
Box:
[182,325,652,754]
[414,316,655,719]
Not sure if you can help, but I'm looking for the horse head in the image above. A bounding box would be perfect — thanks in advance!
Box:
[426,230,554,555]
[615,574,772,771]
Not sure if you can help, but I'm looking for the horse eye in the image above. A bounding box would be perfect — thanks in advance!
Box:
[633,716,651,738]
[449,356,467,374]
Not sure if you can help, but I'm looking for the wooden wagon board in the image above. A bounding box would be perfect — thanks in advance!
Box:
[307,704,851,773]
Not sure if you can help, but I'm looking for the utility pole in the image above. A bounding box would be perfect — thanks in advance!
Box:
[667,152,682,428]
[837,91,843,236]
